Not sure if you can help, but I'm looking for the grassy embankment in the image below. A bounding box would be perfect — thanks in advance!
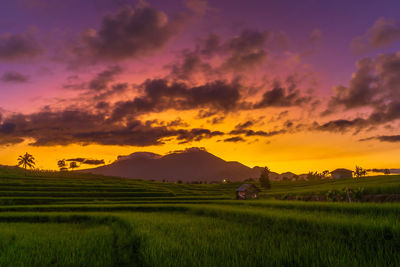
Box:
[1,166,400,266]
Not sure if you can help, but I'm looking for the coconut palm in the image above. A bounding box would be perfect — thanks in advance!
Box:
[17,152,35,175]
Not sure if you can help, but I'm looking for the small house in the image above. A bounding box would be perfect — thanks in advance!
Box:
[236,184,260,200]
[331,168,353,179]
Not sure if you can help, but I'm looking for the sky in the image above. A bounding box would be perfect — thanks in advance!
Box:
[1,0,400,173]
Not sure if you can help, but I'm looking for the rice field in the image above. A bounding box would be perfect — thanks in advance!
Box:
[0,167,400,266]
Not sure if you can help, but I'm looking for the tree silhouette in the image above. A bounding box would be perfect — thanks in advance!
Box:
[17,152,35,175]
[69,161,79,170]
[307,171,323,181]
[259,166,271,189]
[354,166,367,178]
[384,169,390,175]
[57,159,67,171]
[57,159,66,168]
[322,170,330,178]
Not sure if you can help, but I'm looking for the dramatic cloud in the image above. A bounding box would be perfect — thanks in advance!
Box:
[321,51,400,132]
[175,128,223,144]
[0,29,42,61]
[0,68,313,147]
[316,118,367,133]
[351,18,400,53]
[1,71,29,83]
[63,66,124,92]
[93,83,130,102]
[223,136,245,143]
[325,58,378,111]
[0,107,225,147]
[199,33,221,57]
[234,120,255,130]
[221,29,270,72]
[254,85,311,108]
[168,51,212,81]
[88,65,123,91]
[79,3,184,61]
[229,129,286,137]
[226,118,287,138]
[0,4,331,150]
[111,79,242,121]
[0,122,16,134]
[318,100,400,133]
[167,29,272,80]
[360,135,400,143]
[66,158,105,165]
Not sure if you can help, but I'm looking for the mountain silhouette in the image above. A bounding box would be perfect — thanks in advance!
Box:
[82,147,272,182]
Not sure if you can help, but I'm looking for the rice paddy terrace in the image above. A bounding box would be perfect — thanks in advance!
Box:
[1,167,400,266]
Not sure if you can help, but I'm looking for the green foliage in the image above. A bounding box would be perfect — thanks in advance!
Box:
[306,171,324,181]
[259,166,271,189]
[0,222,113,266]
[349,187,365,201]
[0,170,399,266]
[281,193,289,200]
[0,203,400,266]
[326,189,346,201]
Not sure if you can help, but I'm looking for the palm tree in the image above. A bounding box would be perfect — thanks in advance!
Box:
[17,152,35,175]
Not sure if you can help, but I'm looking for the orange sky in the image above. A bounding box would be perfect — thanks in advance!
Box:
[2,114,399,174]
[1,0,400,174]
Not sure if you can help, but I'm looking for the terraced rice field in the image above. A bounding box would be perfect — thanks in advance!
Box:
[1,168,400,266]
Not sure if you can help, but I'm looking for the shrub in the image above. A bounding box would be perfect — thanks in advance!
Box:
[259,167,271,189]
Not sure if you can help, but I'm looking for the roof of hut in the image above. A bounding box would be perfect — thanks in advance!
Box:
[236,184,260,192]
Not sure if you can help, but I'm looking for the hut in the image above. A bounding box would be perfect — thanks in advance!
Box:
[236,184,260,200]
[331,168,353,179]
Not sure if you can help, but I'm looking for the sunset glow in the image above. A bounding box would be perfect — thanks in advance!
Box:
[1,0,400,173]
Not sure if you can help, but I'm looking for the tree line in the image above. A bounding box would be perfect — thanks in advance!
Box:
[16,152,81,174]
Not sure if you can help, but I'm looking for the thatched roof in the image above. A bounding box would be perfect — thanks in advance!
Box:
[236,184,260,192]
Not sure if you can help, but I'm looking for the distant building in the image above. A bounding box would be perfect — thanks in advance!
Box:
[331,168,353,179]
[236,184,260,200]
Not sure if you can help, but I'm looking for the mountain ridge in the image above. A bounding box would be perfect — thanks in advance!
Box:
[82,148,271,182]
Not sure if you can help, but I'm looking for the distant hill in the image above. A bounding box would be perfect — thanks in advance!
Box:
[82,148,278,182]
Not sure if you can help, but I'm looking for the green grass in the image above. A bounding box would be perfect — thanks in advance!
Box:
[121,210,400,267]
[0,222,114,266]
[1,166,400,202]
[266,175,400,197]
[1,166,400,266]
[1,205,399,267]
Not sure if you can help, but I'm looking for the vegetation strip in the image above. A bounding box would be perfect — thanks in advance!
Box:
[0,214,142,267]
